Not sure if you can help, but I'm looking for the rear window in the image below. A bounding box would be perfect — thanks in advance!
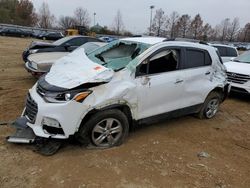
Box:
[213,45,237,57]
[227,47,237,57]
[214,46,227,56]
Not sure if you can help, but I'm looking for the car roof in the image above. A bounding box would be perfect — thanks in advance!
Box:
[211,43,236,49]
[159,41,216,51]
[121,37,166,45]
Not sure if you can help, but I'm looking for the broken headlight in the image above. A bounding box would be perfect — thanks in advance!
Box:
[43,90,92,103]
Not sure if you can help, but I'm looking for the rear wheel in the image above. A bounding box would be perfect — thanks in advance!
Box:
[198,92,222,119]
[77,109,129,148]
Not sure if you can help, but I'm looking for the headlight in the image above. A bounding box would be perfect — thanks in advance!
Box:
[43,90,92,103]
[29,49,38,54]
[28,61,38,70]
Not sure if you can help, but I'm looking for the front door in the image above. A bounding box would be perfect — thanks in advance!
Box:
[135,48,185,120]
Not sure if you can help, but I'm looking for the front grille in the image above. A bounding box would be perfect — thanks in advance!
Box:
[24,93,38,123]
[227,72,250,84]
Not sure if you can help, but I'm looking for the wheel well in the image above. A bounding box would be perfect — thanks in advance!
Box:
[211,87,224,95]
[210,86,227,102]
[80,104,133,130]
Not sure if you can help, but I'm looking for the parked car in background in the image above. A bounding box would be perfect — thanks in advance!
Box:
[225,50,250,94]
[22,35,104,62]
[25,42,106,77]
[0,27,32,37]
[37,31,64,41]
[212,44,238,63]
[8,37,229,155]
[99,36,117,43]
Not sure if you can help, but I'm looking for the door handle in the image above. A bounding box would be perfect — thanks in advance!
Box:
[175,79,184,84]
[205,71,211,75]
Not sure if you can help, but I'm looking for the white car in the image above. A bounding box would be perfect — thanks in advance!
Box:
[25,42,106,77]
[8,37,229,155]
[225,50,250,94]
[212,44,238,63]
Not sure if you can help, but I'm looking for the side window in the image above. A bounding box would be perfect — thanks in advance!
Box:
[67,38,87,46]
[185,49,211,68]
[138,49,180,75]
[227,47,237,57]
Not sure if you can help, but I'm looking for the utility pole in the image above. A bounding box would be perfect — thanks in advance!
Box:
[149,5,155,36]
[93,12,96,26]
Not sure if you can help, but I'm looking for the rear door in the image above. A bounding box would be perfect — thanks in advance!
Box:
[181,48,214,107]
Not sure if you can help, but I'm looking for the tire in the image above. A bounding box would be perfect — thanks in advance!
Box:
[77,109,129,148]
[197,92,222,119]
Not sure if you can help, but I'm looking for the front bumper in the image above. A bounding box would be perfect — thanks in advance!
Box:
[230,82,250,94]
[25,62,46,78]
[22,50,29,62]
[23,87,90,139]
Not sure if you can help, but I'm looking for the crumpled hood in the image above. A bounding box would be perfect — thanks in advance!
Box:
[45,48,114,89]
[224,61,250,75]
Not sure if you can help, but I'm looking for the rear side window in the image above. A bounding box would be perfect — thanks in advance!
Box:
[185,49,211,69]
[227,47,237,57]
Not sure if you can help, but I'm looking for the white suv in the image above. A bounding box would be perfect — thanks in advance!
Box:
[212,44,238,63]
[8,37,230,155]
[225,50,250,94]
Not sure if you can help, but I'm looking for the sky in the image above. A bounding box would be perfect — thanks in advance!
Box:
[31,0,250,34]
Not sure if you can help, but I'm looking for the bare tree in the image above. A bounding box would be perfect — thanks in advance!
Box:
[113,10,124,34]
[151,8,166,36]
[209,25,220,41]
[228,17,240,42]
[168,11,179,38]
[219,18,230,41]
[37,2,55,28]
[58,16,75,29]
[15,0,38,26]
[242,23,250,42]
[202,23,213,41]
[74,7,90,27]
[176,14,191,38]
[190,14,203,39]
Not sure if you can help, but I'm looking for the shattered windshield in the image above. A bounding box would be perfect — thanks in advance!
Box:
[234,51,250,63]
[87,40,150,71]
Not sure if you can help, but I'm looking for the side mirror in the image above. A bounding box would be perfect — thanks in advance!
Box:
[135,60,148,77]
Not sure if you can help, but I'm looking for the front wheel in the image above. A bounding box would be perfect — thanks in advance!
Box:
[77,109,129,148]
[198,92,222,119]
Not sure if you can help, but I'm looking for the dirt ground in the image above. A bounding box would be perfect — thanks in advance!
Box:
[0,36,250,188]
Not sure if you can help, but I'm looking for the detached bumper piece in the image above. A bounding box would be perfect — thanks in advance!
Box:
[6,117,35,144]
[7,117,63,156]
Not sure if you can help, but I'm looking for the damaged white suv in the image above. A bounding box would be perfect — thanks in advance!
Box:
[8,37,230,155]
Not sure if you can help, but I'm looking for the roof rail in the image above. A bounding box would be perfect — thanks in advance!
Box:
[163,38,208,45]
